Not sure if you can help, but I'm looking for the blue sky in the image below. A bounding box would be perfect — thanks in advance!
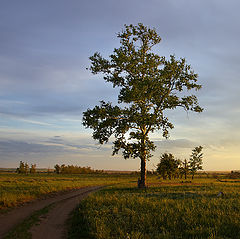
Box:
[1,0,240,171]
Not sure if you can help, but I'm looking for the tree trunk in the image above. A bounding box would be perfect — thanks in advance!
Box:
[138,125,147,188]
[138,157,146,188]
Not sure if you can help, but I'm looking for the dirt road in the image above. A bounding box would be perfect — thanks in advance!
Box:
[0,186,103,238]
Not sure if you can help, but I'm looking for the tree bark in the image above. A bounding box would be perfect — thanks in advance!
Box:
[139,157,146,188]
[138,127,147,188]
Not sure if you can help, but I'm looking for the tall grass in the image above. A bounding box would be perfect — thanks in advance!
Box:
[69,179,240,239]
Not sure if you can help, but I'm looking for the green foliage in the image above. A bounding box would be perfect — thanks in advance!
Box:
[16,161,30,174]
[83,23,203,187]
[189,146,203,179]
[54,164,61,174]
[179,159,189,180]
[156,153,180,179]
[30,164,36,174]
[53,164,101,174]
[16,161,26,174]
[16,161,37,174]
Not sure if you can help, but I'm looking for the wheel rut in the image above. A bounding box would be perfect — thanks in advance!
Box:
[0,186,103,238]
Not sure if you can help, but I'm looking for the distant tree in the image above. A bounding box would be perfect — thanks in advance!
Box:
[16,161,29,174]
[54,164,96,174]
[82,23,203,188]
[47,167,51,174]
[30,164,36,174]
[60,164,66,174]
[16,161,25,174]
[24,162,29,174]
[189,146,203,179]
[156,153,180,180]
[54,164,61,174]
[180,159,189,180]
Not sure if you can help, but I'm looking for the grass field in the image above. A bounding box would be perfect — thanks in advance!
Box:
[1,172,240,238]
[68,176,240,239]
[0,173,134,210]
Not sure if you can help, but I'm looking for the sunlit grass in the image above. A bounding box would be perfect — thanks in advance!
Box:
[2,173,240,238]
[0,173,135,210]
[69,177,240,239]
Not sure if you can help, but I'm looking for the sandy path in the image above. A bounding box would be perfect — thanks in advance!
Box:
[0,186,103,238]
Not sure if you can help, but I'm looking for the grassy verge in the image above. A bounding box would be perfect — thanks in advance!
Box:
[68,179,240,239]
[4,204,54,239]
[0,173,135,210]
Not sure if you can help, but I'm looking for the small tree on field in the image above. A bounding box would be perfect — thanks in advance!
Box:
[156,153,180,180]
[16,161,29,174]
[180,159,189,179]
[54,164,61,174]
[60,164,66,174]
[30,164,36,174]
[16,161,25,174]
[24,162,29,174]
[189,146,203,179]
[83,23,203,188]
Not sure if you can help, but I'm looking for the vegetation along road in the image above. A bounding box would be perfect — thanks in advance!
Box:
[0,185,103,238]
[2,172,240,238]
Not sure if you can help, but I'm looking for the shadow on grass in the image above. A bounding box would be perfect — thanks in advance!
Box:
[99,186,232,200]
[143,192,203,199]
[67,204,95,239]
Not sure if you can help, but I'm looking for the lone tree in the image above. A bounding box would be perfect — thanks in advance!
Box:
[83,23,203,188]
[189,146,203,179]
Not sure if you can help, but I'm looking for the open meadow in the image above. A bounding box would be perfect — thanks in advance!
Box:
[0,172,134,210]
[1,172,240,238]
[68,174,240,239]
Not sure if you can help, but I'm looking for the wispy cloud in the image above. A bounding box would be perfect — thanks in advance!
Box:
[154,138,198,149]
[0,113,54,126]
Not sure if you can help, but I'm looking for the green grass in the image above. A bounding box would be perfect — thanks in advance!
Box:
[4,204,54,239]
[68,178,240,239]
[2,173,240,238]
[0,173,135,210]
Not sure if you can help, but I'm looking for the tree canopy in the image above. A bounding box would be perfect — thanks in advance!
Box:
[156,153,180,180]
[83,23,203,187]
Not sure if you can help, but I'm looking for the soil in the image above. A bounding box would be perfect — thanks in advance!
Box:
[0,186,103,238]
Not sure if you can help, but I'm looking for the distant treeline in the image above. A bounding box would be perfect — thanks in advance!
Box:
[229,171,240,179]
[15,161,103,174]
[16,161,37,174]
[54,164,103,174]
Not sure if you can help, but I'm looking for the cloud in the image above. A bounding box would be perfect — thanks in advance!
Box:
[1,0,240,170]
[0,132,112,161]
[154,139,198,149]
[0,140,63,155]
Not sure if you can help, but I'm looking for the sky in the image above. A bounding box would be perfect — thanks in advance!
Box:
[1,0,240,171]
